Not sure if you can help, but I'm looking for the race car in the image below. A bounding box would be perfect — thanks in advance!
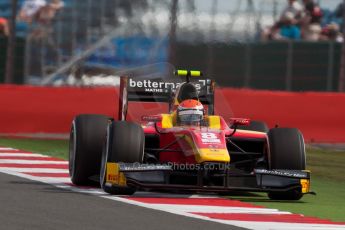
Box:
[69,69,311,200]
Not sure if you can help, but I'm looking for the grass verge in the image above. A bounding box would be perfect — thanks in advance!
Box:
[0,137,68,159]
[0,137,344,222]
[230,147,345,222]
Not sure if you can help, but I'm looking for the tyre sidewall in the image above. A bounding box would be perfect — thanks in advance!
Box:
[69,114,108,185]
[267,128,306,200]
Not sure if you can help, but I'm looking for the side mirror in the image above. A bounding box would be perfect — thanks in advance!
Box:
[141,115,162,122]
[229,118,250,126]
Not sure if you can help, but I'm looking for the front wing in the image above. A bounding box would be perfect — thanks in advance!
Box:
[104,163,311,194]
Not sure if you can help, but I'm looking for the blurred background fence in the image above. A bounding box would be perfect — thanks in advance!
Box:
[175,41,341,91]
[0,0,344,91]
[0,36,25,84]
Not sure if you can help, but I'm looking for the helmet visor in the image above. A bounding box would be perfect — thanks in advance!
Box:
[178,109,203,124]
[179,114,203,123]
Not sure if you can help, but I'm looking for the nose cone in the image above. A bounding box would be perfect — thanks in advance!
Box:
[196,148,230,163]
[189,130,230,163]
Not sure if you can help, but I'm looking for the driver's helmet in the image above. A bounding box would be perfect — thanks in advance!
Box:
[177,99,204,126]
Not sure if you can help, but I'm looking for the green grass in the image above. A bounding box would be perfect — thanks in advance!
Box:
[233,178,345,222]
[0,137,345,222]
[0,137,68,159]
[231,147,345,222]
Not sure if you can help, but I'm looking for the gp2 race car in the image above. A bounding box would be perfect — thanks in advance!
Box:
[69,68,312,200]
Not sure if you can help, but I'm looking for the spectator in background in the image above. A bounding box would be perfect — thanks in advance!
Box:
[303,23,322,41]
[261,1,303,41]
[34,0,64,25]
[27,0,64,39]
[0,17,9,37]
[301,0,323,40]
[49,0,64,10]
[16,0,63,40]
[281,0,305,22]
[278,12,302,40]
[18,0,47,23]
[302,0,323,24]
[262,0,343,42]
[269,12,301,41]
[320,23,344,42]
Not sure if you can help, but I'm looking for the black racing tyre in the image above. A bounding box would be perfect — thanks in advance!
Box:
[69,114,109,185]
[100,121,144,195]
[267,128,306,200]
[238,120,269,133]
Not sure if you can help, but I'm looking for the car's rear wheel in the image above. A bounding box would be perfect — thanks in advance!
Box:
[238,120,269,133]
[267,128,306,200]
[100,121,144,195]
[69,114,108,185]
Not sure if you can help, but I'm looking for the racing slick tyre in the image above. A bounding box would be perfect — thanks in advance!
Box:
[100,121,144,195]
[238,120,269,133]
[267,128,306,200]
[69,114,109,185]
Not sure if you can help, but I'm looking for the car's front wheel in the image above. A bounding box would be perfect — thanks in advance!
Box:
[267,128,306,200]
[238,120,269,133]
[69,114,108,185]
[100,121,144,195]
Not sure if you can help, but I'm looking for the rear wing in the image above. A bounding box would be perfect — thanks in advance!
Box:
[118,76,215,121]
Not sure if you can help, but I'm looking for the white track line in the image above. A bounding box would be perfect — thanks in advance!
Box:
[0,169,71,184]
[144,204,291,214]
[217,220,345,230]
[189,194,220,198]
[33,177,72,183]
[0,160,68,164]
[0,153,50,157]
[0,147,17,151]
[0,167,68,173]
[129,191,218,198]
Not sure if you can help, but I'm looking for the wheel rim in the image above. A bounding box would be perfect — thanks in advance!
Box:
[69,121,77,178]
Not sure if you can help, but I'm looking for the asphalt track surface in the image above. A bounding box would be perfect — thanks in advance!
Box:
[2,147,345,230]
[0,173,245,230]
